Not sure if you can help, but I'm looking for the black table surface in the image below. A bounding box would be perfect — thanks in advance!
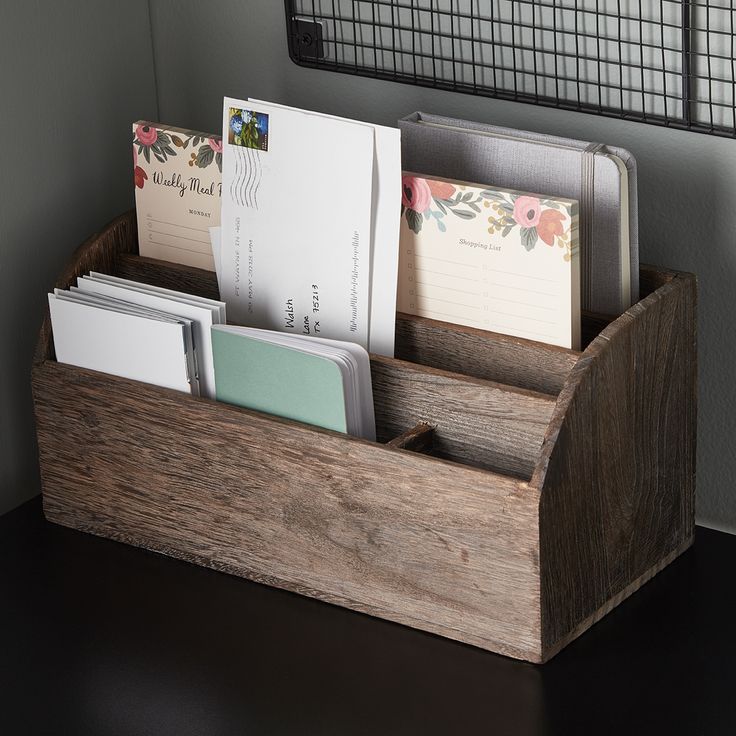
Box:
[1,497,734,735]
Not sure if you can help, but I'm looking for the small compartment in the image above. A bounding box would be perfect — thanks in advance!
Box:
[371,354,554,478]
[32,212,696,663]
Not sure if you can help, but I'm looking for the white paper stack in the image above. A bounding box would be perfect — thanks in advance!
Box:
[48,275,226,398]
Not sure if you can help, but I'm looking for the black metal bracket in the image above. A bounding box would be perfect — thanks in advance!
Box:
[287,16,325,61]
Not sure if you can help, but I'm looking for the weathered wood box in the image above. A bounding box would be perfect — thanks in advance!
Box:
[32,212,697,663]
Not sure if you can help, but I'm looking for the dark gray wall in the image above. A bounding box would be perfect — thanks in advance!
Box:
[2,0,734,532]
[149,0,735,531]
[0,1,158,514]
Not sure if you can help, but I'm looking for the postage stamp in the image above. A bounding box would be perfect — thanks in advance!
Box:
[228,108,269,151]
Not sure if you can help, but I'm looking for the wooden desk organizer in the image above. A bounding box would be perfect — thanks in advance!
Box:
[32,212,697,663]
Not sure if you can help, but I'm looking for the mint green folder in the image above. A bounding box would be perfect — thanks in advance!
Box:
[211,328,348,433]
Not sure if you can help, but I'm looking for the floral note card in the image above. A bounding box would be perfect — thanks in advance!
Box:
[398,173,580,349]
[133,121,222,271]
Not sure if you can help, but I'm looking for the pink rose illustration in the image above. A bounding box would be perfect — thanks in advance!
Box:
[537,209,566,245]
[135,124,158,146]
[402,176,432,213]
[427,179,456,200]
[513,196,542,228]
[208,137,223,153]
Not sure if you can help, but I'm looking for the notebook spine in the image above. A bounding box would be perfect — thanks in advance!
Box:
[580,144,604,312]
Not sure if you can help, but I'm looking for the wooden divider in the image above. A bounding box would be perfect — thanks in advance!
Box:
[371,355,553,478]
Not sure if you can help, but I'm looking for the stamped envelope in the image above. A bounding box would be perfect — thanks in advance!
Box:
[218,97,375,349]
[248,98,402,357]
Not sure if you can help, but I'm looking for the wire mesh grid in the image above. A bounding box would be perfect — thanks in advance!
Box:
[284,0,736,137]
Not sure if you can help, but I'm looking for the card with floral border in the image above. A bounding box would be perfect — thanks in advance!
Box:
[398,173,580,349]
[133,121,222,271]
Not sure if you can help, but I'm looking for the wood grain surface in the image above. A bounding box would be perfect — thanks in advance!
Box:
[116,253,221,301]
[34,361,543,661]
[31,211,698,663]
[534,270,697,660]
[371,355,554,479]
[386,422,435,453]
[395,313,579,395]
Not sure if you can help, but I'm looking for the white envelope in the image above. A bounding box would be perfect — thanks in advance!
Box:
[220,97,375,349]
[74,276,221,399]
[48,293,195,394]
[248,99,402,357]
[88,271,226,323]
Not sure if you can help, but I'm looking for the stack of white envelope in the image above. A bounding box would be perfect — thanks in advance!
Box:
[214,97,402,357]
[48,274,226,398]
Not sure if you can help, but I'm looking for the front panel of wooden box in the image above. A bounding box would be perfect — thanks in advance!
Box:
[34,360,544,662]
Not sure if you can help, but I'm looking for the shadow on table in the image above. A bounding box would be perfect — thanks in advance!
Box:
[1,500,733,735]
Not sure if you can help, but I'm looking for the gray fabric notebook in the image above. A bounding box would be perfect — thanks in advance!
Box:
[399,112,639,315]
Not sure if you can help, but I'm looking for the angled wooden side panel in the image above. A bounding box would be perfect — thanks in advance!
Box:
[33,362,544,661]
[536,272,697,660]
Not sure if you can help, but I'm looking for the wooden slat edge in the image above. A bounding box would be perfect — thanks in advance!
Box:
[33,211,137,366]
[386,422,435,453]
[115,253,221,300]
[639,262,677,297]
[539,536,693,663]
